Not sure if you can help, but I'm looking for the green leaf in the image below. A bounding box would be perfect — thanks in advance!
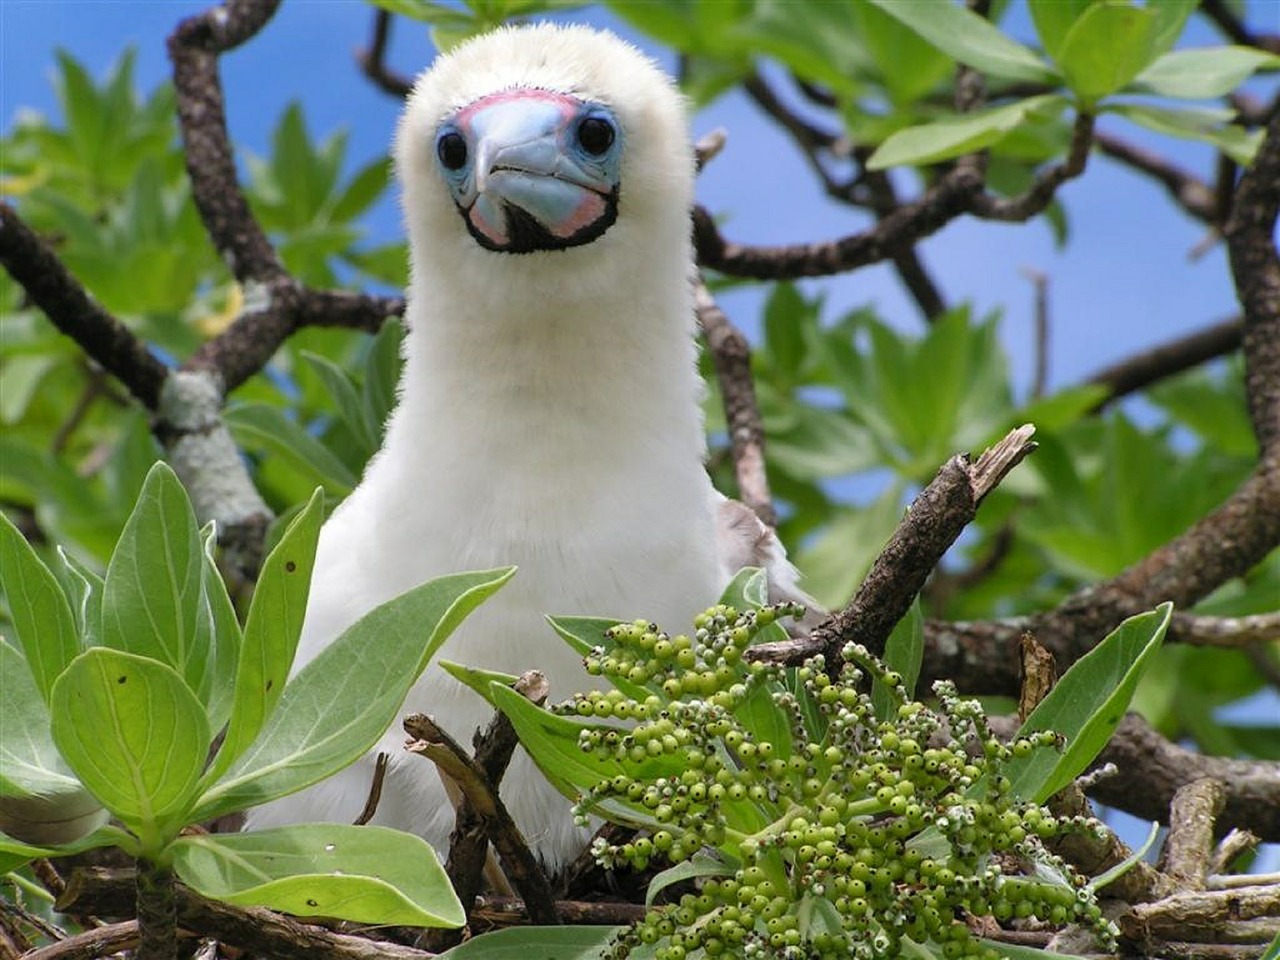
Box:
[1110,102,1262,165]
[865,0,1058,84]
[204,490,325,787]
[329,156,392,224]
[1008,603,1172,802]
[0,511,79,701]
[0,823,132,875]
[437,925,620,959]
[1027,0,1092,62]
[545,615,654,702]
[1134,46,1280,100]
[101,462,211,693]
[198,522,241,734]
[363,318,404,439]
[795,488,905,610]
[193,568,514,821]
[1056,1,1162,103]
[763,282,809,385]
[874,600,923,719]
[58,547,104,646]
[172,824,464,928]
[1088,819,1159,892]
[646,852,735,908]
[303,351,375,454]
[852,0,953,106]
[438,660,522,705]
[50,647,211,851]
[487,682,691,830]
[868,95,1067,170]
[0,638,108,846]
[225,402,356,495]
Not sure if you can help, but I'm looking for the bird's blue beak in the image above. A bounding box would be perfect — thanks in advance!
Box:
[435,91,623,254]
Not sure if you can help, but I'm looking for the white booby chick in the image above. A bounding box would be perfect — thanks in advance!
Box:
[247,23,809,870]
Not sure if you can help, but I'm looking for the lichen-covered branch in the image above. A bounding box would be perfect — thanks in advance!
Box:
[1090,714,1280,841]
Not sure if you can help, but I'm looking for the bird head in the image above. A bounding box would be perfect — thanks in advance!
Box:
[395,24,693,269]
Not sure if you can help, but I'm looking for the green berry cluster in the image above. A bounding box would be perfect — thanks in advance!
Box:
[556,602,1118,960]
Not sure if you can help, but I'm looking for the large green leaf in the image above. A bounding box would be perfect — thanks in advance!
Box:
[100,462,211,695]
[866,0,1058,84]
[1055,1,1162,103]
[0,511,78,701]
[868,95,1067,170]
[192,568,514,821]
[1008,603,1171,802]
[203,490,324,787]
[1134,47,1280,100]
[173,824,464,928]
[0,638,107,846]
[50,647,211,852]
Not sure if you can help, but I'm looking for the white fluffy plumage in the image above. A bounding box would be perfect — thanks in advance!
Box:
[247,23,808,870]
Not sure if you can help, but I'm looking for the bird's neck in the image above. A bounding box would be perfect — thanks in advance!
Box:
[383,249,707,486]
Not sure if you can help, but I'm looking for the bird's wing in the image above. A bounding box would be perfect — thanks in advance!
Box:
[713,493,825,634]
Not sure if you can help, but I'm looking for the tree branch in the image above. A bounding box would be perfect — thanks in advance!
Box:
[1199,0,1280,55]
[696,280,776,526]
[750,426,1036,667]
[53,867,433,960]
[403,711,558,927]
[1086,316,1243,411]
[0,203,168,409]
[1096,711,1280,840]
[1173,610,1279,647]
[168,0,288,287]
[357,8,414,99]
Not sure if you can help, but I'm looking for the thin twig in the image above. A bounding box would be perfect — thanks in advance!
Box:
[353,752,390,826]
[357,8,414,98]
[1020,266,1050,399]
[403,711,557,926]
[696,279,775,527]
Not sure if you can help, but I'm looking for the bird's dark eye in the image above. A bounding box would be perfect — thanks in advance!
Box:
[437,131,468,171]
[577,116,615,156]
